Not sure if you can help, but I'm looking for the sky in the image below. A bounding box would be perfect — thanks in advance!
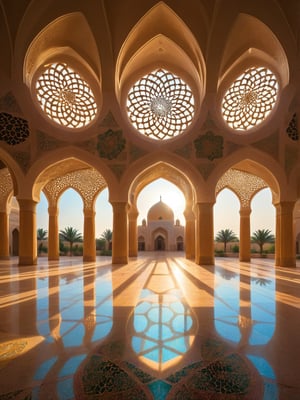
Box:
[36,178,275,238]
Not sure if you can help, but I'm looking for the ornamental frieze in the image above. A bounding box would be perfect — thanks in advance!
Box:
[194,131,223,161]
[97,129,126,160]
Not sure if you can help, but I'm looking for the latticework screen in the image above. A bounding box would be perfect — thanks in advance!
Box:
[35,63,98,129]
[222,67,278,131]
[127,69,195,140]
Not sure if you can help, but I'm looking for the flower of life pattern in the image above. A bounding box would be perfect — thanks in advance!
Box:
[216,168,268,207]
[127,69,195,140]
[35,63,97,129]
[222,67,278,131]
[43,169,106,209]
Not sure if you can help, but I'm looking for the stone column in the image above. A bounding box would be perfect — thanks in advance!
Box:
[18,199,37,265]
[128,206,138,257]
[184,208,195,260]
[195,202,214,265]
[111,202,128,264]
[48,205,59,261]
[239,207,251,262]
[0,209,9,259]
[275,203,281,266]
[83,208,96,262]
[277,201,295,267]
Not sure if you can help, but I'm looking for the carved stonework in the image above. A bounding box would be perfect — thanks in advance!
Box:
[44,169,107,209]
[0,92,22,114]
[0,168,13,207]
[0,112,30,145]
[216,168,268,207]
[286,113,298,141]
[97,129,126,160]
[194,131,223,161]
[174,144,192,159]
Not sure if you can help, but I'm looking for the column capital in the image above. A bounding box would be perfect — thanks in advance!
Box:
[17,198,37,211]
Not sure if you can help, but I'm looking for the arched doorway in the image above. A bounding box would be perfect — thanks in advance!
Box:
[155,235,165,250]
[176,236,184,251]
[138,236,145,251]
[12,228,19,256]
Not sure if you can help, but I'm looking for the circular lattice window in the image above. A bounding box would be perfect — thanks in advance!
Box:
[35,63,98,129]
[222,67,278,131]
[127,69,195,140]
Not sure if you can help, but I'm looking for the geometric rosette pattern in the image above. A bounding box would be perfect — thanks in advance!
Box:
[222,67,278,131]
[35,63,98,129]
[127,69,194,140]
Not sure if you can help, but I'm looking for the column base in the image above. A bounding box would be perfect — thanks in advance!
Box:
[83,255,96,262]
[19,256,37,266]
[196,256,214,265]
[112,256,128,264]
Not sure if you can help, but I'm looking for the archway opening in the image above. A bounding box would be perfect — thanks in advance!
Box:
[136,178,185,252]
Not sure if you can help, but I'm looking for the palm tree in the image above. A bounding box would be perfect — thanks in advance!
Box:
[251,229,275,255]
[59,226,83,256]
[100,228,113,250]
[215,229,238,253]
[37,228,47,255]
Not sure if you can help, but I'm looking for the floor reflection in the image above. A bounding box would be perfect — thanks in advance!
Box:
[130,259,196,371]
[0,254,299,399]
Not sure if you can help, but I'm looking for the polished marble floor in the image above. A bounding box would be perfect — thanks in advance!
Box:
[0,253,300,399]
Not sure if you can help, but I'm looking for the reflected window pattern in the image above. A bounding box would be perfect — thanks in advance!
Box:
[250,272,275,345]
[222,67,278,131]
[214,266,275,345]
[127,69,195,140]
[214,265,277,397]
[34,265,113,399]
[131,287,195,371]
[35,63,98,129]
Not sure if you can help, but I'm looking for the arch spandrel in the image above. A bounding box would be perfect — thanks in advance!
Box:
[43,168,107,209]
[0,168,14,211]
[25,147,118,202]
[206,147,289,203]
[216,168,268,208]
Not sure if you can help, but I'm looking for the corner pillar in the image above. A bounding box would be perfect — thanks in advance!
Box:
[83,208,96,262]
[184,208,195,260]
[18,199,37,265]
[277,201,295,267]
[0,210,9,259]
[111,202,128,264]
[128,206,138,257]
[48,206,59,261]
[239,207,251,262]
[195,202,214,265]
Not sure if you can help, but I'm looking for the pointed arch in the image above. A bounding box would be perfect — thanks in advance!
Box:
[115,2,205,117]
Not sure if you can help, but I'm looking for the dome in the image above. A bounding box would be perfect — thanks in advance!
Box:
[147,198,174,222]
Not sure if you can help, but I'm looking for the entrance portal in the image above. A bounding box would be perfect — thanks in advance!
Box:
[155,235,165,250]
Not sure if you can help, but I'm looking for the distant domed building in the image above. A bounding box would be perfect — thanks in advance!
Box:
[138,197,184,251]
